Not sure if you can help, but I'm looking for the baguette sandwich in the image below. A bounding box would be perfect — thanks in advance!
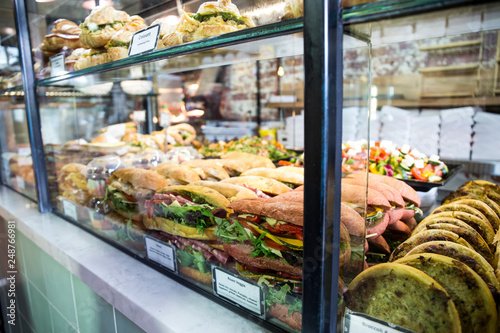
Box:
[105,168,170,221]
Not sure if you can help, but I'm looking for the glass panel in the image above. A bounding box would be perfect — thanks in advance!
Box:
[30,0,303,81]
[342,3,500,333]
[39,29,306,331]
[0,2,37,201]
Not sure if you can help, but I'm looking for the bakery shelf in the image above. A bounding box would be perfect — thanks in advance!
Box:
[419,39,482,51]
[419,91,474,98]
[341,0,489,23]
[0,86,24,95]
[36,19,303,88]
[418,63,479,73]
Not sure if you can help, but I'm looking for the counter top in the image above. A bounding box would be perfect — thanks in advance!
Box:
[0,186,271,333]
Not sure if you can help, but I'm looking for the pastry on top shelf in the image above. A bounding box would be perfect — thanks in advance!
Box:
[282,0,303,20]
[40,19,83,53]
[79,6,132,48]
[105,30,133,61]
[162,0,255,48]
[73,48,109,70]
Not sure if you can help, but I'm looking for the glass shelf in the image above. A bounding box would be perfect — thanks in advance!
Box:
[37,19,303,88]
[342,0,488,23]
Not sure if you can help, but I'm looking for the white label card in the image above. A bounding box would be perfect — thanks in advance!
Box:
[62,199,78,221]
[144,236,177,272]
[212,267,263,316]
[50,53,66,77]
[344,310,416,333]
[128,24,161,57]
[133,110,146,122]
[159,112,171,128]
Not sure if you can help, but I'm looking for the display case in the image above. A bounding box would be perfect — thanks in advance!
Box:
[0,2,37,201]
[3,0,500,332]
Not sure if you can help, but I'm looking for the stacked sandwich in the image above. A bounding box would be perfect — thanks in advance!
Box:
[142,184,232,285]
[342,172,422,266]
[161,0,255,48]
[56,163,91,220]
[74,6,147,70]
[36,19,83,70]
[102,168,170,249]
[345,180,500,333]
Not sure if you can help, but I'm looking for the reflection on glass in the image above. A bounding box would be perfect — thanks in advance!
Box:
[341,3,500,333]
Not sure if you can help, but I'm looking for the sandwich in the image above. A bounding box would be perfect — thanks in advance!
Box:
[57,162,90,206]
[218,151,275,176]
[105,30,133,61]
[181,159,230,181]
[152,163,201,185]
[73,48,109,70]
[241,167,304,189]
[40,19,83,53]
[148,229,231,285]
[221,176,292,197]
[162,0,255,48]
[342,177,405,225]
[151,18,179,50]
[215,191,304,282]
[121,133,165,152]
[122,15,148,33]
[346,172,422,221]
[282,0,304,20]
[166,124,197,146]
[341,183,391,238]
[105,168,171,221]
[79,6,132,48]
[190,180,258,202]
[143,185,230,240]
[143,185,231,284]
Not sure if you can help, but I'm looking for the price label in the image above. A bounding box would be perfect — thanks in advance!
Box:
[344,310,416,333]
[212,267,264,316]
[160,112,171,128]
[128,24,161,57]
[144,235,177,272]
[62,199,78,221]
[50,53,66,77]
[133,110,146,122]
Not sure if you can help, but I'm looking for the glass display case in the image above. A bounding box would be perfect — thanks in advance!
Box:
[2,0,500,332]
[0,1,37,201]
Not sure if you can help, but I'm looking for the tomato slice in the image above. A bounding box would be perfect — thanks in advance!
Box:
[411,167,427,181]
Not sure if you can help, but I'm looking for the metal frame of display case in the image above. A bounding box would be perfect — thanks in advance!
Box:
[5,0,498,332]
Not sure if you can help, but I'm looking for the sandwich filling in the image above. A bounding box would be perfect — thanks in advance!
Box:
[82,21,127,33]
[144,192,227,233]
[107,40,130,48]
[192,12,250,26]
